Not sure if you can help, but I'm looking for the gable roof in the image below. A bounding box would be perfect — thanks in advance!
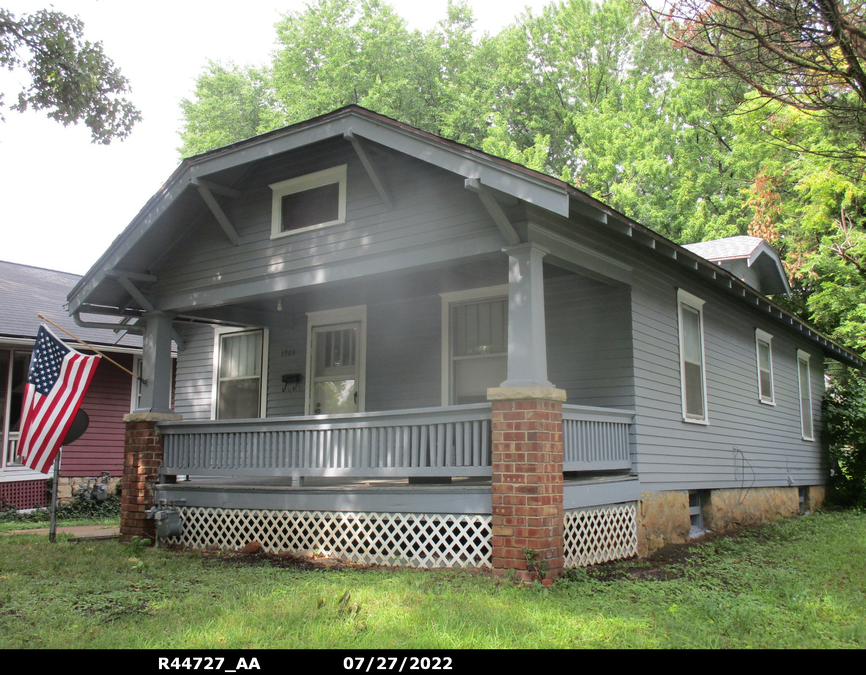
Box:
[682,236,792,296]
[65,105,862,368]
[0,260,140,350]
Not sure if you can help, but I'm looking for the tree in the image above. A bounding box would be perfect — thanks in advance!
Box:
[0,8,140,143]
[645,0,866,143]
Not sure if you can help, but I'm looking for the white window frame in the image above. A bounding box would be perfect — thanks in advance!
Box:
[270,164,347,239]
[210,326,269,420]
[305,305,367,415]
[754,329,775,405]
[677,289,709,425]
[440,285,509,407]
[797,349,814,441]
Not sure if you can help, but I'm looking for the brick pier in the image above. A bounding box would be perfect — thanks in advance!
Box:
[488,386,566,585]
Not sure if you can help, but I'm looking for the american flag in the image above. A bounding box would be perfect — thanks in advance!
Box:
[18,325,100,473]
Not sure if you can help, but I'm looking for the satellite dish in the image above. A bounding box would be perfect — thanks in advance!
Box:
[62,409,90,446]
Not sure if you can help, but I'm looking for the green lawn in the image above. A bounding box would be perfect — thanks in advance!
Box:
[1,510,864,648]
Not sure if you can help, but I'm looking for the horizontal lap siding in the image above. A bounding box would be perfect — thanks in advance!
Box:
[152,141,499,301]
[366,295,442,411]
[61,353,132,477]
[173,323,214,421]
[536,217,826,491]
[626,240,824,491]
[545,275,634,409]
[266,318,307,417]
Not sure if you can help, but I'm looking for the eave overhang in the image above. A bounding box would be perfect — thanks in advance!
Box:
[67,106,863,370]
[563,189,863,369]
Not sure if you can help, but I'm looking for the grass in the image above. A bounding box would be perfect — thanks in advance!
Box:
[0,510,864,649]
[0,517,119,533]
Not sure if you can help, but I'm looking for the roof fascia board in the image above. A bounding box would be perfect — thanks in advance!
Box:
[67,162,194,315]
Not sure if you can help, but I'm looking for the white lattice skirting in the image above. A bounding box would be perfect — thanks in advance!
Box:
[564,503,638,566]
[166,503,638,569]
[167,507,492,568]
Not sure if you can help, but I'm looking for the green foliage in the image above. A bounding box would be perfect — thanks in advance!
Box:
[823,368,866,506]
[0,483,120,524]
[176,0,866,357]
[0,7,140,143]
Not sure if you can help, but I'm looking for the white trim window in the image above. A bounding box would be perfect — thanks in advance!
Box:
[755,329,775,405]
[270,165,347,239]
[677,289,708,424]
[212,327,269,420]
[131,354,174,413]
[797,349,814,441]
[305,306,367,416]
[440,286,509,406]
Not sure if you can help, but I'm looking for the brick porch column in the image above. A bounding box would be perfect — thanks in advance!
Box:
[120,412,181,543]
[488,386,566,585]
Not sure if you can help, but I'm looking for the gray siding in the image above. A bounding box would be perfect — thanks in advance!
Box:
[537,216,827,491]
[545,274,634,409]
[173,323,214,420]
[151,140,504,308]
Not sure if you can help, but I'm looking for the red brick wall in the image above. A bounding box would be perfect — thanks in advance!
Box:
[490,397,564,585]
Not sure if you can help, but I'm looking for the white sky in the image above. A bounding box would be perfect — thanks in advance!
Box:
[0,0,554,275]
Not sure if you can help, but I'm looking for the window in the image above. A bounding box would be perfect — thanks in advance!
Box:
[441,286,508,406]
[797,350,814,441]
[270,165,347,238]
[305,306,366,415]
[755,329,775,404]
[212,328,268,420]
[1,349,31,468]
[677,289,708,423]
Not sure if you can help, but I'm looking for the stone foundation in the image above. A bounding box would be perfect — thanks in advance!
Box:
[638,485,822,555]
[637,490,691,557]
[56,476,121,505]
[804,484,826,511]
[703,487,799,531]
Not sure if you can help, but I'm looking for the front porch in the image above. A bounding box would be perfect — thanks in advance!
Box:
[150,402,639,568]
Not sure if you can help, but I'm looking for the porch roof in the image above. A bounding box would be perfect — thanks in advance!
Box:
[66,106,863,369]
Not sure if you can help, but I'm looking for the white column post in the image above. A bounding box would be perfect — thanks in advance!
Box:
[500,242,552,388]
[136,311,174,413]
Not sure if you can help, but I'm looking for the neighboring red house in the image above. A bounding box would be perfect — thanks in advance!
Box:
[0,260,142,508]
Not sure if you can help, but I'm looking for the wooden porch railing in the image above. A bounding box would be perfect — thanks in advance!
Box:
[3,432,21,469]
[159,404,493,481]
[158,403,634,482]
[562,404,634,472]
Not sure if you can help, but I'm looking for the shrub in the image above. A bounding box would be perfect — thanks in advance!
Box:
[823,366,866,506]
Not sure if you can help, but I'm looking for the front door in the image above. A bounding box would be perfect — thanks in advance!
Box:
[309,322,361,415]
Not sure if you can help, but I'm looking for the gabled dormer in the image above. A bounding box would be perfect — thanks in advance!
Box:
[682,236,791,297]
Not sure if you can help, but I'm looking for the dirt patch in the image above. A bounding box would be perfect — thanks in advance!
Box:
[198,549,389,572]
[586,523,767,582]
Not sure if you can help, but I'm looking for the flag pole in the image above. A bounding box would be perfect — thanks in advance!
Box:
[37,313,146,385]
[48,451,60,543]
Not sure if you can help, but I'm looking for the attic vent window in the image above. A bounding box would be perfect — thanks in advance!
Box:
[270,165,347,238]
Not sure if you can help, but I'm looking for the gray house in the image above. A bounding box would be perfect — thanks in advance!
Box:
[67,107,862,579]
